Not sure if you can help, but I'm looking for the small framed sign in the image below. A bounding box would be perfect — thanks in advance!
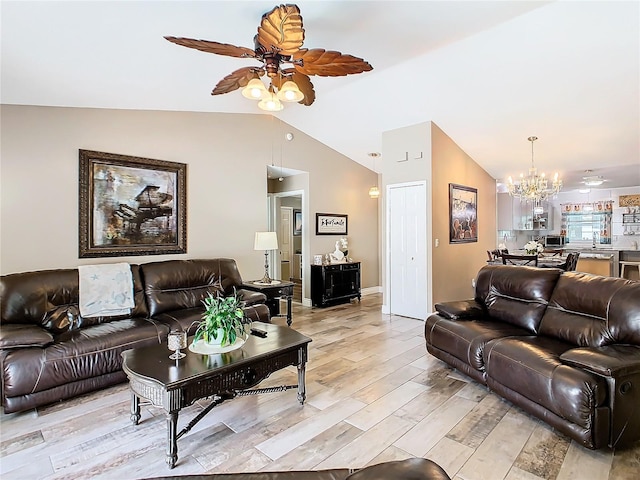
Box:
[316,213,348,235]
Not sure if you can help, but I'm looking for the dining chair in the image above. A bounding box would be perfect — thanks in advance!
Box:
[563,252,580,271]
[501,253,539,267]
[543,248,563,257]
[489,248,509,260]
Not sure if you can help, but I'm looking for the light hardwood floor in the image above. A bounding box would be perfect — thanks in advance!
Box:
[1,294,638,479]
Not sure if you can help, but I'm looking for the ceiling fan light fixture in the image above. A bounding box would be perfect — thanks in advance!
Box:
[583,175,604,186]
[242,78,268,100]
[277,80,304,102]
[258,91,283,112]
[166,4,372,112]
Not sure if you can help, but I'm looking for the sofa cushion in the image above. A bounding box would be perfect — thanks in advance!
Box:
[0,265,148,332]
[484,336,607,428]
[141,259,245,317]
[474,266,561,333]
[0,324,54,349]
[425,315,531,372]
[540,272,640,347]
[1,318,167,398]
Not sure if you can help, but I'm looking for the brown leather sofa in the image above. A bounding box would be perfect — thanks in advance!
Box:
[146,458,450,480]
[0,258,270,414]
[425,265,640,450]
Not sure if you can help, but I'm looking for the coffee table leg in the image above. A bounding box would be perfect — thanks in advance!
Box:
[297,362,306,405]
[130,392,141,425]
[166,411,178,469]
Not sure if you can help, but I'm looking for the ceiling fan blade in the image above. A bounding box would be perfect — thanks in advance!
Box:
[212,67,263,96]
[292,72,315,106]
[256,4,304,55]
[293,48,373,77]
[165,36,255,58]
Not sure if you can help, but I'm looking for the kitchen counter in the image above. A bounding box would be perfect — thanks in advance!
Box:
[561,248,639,277]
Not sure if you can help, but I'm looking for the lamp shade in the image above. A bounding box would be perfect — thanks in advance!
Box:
[241,78,268,100]
[257,91,284,111]
[277,80,304,102]
[254,232,278,250]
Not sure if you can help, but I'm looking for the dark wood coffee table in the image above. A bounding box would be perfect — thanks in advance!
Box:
[121,322,311,469]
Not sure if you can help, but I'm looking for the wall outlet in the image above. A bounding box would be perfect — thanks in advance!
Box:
[435,238,439,247]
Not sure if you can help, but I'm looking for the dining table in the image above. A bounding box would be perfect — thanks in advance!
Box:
[487,252,568,269]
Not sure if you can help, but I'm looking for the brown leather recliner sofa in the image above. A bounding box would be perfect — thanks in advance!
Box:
[425,265,640,450]
[146,458,451,480]
[0,259,270,414]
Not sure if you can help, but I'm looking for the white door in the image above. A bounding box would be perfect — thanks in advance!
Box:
[280,207,293,280]
[388,182,427,319]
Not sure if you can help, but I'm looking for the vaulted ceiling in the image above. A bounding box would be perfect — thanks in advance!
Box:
[2,1,638,190]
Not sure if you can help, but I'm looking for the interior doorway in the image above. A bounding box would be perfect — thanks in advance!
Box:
[387,181,428,319]
[267,184,305,304]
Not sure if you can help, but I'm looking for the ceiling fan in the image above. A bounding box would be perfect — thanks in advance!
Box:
[165,4,373,111]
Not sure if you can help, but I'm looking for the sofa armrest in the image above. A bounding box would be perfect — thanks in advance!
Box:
[346,458,450,480]
[561,345,640,448]
[434,299,485,320]
[237,289,267,307]
[0,324,54,349]
[560,345,640,377]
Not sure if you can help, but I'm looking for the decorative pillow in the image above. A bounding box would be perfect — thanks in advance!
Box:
[0,324,54,349]
[42,304,83,334]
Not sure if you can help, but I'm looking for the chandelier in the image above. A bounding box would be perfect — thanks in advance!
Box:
[507,136,562,211]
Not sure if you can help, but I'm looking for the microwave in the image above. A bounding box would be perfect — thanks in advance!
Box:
[544,235,566,247]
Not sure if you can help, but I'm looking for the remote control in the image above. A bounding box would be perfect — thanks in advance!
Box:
[250,327,268,338]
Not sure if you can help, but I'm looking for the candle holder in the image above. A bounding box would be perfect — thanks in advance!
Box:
[167,331,187,360]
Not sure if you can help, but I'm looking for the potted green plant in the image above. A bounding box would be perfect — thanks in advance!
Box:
[193,290,248,348]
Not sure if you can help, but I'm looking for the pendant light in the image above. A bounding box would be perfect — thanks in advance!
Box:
[368,152,381,199]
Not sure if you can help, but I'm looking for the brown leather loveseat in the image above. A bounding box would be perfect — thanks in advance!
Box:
[425,265,640,449]
[0,258,270,414]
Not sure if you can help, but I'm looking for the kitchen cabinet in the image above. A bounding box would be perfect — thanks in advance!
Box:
[497,193,552,231]
[497,193,514,230]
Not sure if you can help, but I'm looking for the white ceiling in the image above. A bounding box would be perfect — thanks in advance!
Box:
[2,1,639,191]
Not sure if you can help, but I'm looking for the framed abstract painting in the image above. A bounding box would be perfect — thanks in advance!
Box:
[79,149,187,257]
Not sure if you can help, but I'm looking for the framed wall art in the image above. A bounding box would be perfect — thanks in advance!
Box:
[316,213,348,235]
[449,183,478,244]
[293,209,302,236]
[79,149,187,258]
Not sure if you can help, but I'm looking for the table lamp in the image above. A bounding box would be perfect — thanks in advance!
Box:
[254,231,278,284]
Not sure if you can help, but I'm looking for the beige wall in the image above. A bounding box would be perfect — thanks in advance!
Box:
[381,122,432,312]
[0,106,379,297]
[380,121,496,313]
[431,123,496,304]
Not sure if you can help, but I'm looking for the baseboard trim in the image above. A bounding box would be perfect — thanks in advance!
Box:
[362,286,382,296]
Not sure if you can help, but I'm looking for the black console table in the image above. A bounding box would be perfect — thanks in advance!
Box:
[242,280,294,326]
[310,262,361,308]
